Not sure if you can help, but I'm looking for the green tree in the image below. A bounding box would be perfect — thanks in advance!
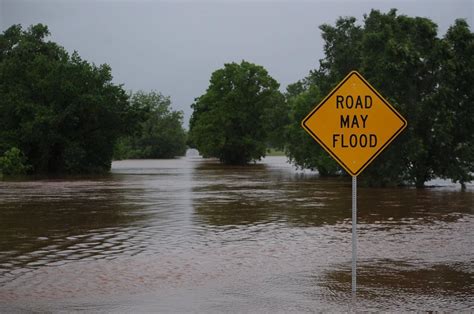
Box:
[287,10,473,187]
[285,85,340,176]
[430,19,474,188]
[357,9,441,187]
[188,61,285,164]
[0,24,139,174]
[114,91,187,159]
[284,16,364,178]
[317,16,363,93]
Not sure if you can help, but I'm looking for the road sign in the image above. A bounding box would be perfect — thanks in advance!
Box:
[302,70,407,294]
[301,71,407,176]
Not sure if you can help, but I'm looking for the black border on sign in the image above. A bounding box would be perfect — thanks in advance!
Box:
[301,71,407,176]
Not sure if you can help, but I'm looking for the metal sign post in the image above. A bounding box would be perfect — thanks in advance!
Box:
[352,175,357,293]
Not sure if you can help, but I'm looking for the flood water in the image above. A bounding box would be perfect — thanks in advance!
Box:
[0,155,472,312]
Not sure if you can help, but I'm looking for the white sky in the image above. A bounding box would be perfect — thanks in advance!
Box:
[1,0,472,127]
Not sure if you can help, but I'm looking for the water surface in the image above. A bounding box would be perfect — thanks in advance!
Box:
[0,156,472,312]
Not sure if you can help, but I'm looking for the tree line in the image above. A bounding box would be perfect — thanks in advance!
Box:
[189,9,473,188]
[1,9,472,188]
[0,24,187,175]
[289,9,473,188]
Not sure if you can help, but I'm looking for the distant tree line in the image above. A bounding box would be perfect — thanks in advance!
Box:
[114,91,186,160]
[0,24,187,176]
[1,9,472,188]
[189,9,473,188]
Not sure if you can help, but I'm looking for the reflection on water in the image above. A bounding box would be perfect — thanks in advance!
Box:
[0,156,472,311]
[193,160,350,227]
[0,180,150,281]
[324,260,473,311]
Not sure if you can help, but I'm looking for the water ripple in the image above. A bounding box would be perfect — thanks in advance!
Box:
[0,157,472,311]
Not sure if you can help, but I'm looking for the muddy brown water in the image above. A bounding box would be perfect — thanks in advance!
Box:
[0,155,472,312]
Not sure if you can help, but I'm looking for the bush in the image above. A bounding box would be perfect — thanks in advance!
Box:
[0,147,31,175]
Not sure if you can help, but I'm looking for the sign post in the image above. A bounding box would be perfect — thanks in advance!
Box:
[352,175,357,293]
[301,71,407,294]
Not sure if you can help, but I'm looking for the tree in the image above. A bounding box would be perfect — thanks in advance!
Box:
[0,24,139,174]
[114,91,187,159]
[284,16,364,178]
[430,19,474,188]
[285,84,340,176]
[357,9,441,187]
[188,61,285,164]
[286,10,474,187]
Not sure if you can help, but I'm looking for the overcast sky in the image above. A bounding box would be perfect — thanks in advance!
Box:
[1,0,472,126]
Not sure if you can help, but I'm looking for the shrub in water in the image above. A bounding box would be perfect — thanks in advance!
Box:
[0,147,31,176]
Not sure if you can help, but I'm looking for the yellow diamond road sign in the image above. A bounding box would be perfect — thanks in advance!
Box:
[302,71,407,176]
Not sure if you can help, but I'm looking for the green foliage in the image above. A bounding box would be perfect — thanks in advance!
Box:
[0,147,31,175]
[113,91,187,159]
[286,10,474,187]
[357,10,441,187]
[0,24,139,174]
[285,85,341,176]
[189,60,286,164]
[431,19,474,188]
